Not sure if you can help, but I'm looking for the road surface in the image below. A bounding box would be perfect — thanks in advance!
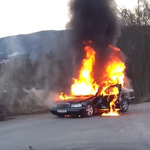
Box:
[0,103,150,150]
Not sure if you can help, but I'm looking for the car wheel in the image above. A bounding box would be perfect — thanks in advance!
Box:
[121,100,129,112]
[84,104,94,117]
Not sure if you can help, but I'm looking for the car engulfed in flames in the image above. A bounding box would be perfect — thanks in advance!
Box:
[50,42,134,118]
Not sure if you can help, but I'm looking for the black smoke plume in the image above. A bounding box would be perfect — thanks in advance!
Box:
[66,0,120,48]
[66,0,121,85]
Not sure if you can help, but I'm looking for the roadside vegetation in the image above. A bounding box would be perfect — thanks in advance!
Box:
[0,0,150,116]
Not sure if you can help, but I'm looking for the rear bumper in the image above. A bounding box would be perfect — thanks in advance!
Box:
[50,107,85,116]
[128,97,135,104]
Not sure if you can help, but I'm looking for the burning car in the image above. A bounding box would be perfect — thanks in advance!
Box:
[50,84,135,117]
[50,42,133,117]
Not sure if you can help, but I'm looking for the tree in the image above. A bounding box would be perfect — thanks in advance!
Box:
[117,0,150,102]
[120,0,150,26]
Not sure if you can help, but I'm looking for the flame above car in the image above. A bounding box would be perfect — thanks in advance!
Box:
[59,42,125,117]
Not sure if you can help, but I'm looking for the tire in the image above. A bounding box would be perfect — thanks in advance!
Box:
[84,104,94,117]
[120,100,129,112]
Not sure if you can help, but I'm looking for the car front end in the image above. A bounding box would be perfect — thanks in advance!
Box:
[50,102,87,117]
[50,96,95,117]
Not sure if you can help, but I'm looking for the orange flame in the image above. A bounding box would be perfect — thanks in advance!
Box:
[101,45,125,117]
[101,87,120,117]
[58,43,125,117]
[71,45,98,96]
[109,44,120,52]
[59,92,71,100]
[101,95,120,117]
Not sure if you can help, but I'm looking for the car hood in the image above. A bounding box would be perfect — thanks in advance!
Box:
[55,95,95,104]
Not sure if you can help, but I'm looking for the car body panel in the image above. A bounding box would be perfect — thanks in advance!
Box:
[50,84,135,117]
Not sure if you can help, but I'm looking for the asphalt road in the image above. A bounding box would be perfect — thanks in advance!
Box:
[0,103,150,150]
